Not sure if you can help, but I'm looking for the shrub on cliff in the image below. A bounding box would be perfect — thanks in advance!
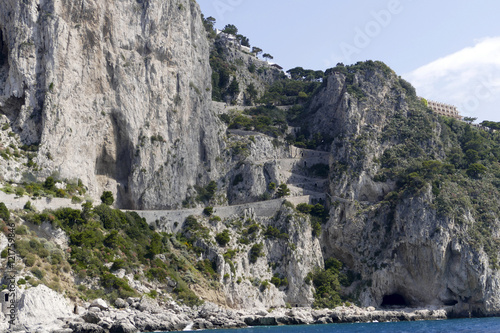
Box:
[277,183,290,198]
[43,176,56,191]
[249,243,264,263]
[196,181,217,203]
[100,191,114,205]
[309,258,343,308]
[215,229,231,247]
[466,163,487,179]
[0,202,9,221]
[147,233,163,256]
[203,206,214,216]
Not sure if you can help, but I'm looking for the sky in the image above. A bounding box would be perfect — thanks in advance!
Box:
[197,0,500,122]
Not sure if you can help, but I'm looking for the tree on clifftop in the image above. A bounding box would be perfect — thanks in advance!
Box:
[202,15,216,38]
[252,47,263,57]
[237,34,250,47]
[263,53,273,61]
[463,117,477,124]
[222,24,238,35]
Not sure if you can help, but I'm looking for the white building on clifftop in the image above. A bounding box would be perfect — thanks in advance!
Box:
[426,100,462,120]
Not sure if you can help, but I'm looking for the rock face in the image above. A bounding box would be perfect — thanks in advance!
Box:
[16,284,75,329]
[0,0,222,209]
[306,62,500,316]
[2,0,499,319]
[211,34,284,105]
[217,204,323,309]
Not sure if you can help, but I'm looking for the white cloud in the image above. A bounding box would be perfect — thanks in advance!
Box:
[404,37,500,121]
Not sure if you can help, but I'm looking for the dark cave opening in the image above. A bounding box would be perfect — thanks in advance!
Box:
[381,293,408,307]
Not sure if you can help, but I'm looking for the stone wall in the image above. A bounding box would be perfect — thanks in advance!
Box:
[136,196,311,233]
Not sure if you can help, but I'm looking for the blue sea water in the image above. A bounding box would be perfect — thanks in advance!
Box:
[169,317,500,333]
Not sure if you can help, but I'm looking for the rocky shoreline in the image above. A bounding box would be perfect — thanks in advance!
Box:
[4,287,453,333]
[47,302,451,333]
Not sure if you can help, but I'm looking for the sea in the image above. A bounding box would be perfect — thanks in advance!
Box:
[168,317,500,333]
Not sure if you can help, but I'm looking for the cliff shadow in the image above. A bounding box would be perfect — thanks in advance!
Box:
[0,28,8,86]
[0,27,25,122]
[95,111,133,209]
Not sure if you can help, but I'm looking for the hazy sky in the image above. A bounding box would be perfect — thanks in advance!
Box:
[197,0,500,122]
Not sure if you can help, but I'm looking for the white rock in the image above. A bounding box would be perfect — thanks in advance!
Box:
[16,285,74,330]
[138,296,160,313]
[0,233,8,252]
[90,298,108,310]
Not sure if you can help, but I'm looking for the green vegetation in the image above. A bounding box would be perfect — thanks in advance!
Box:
[263,53,273,61]
[196,259,217,280]
[286,67,324,82]
[2,177,86,200]
[239,222,260,245]
[227,77,240,98]
[245,83,258,105]
[227,105,288,138]
[23,201,32,211]
[276,183,290,198]
[203,206,214,216]
[207,21,251,103]
[100,191,114,205]
[258,79,321,108]
[209,215,221,223]
[195,181,217,203]
[18,205,212,305]
[0,202,10,221]
[480,120,500,130]
[249,243,264,263]
[181,215,210,245]
[286,131,333,150]
[210,44,235,102]
[263,225,289,240]
[270,274,288,288]
[215,229,231,247]
[467,163,487,179]
[296,203,326,237]
[43,176,56,191]
[307,258,343,308]
[150,134,165,144]
[335,66,500,268]
[222,24,238,35]
[201,15,217,38]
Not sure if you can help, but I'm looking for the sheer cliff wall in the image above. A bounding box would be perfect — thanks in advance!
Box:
[0,0,223,209]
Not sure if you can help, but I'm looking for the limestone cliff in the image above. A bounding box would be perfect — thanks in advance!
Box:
[210,34,284,105]
[305,61,500,316]
[0,0,222,209]
[201,204,323,309]
[2,0,499,319]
